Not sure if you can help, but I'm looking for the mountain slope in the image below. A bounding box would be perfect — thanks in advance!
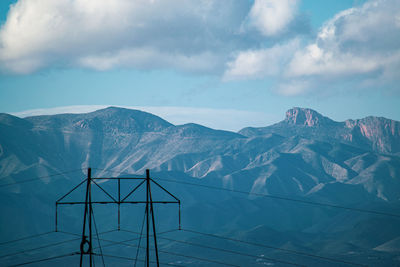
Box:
[1,106,399,266]
[239,107,400,155]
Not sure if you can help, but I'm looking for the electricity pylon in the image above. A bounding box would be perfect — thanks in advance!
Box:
[56,168,181,267]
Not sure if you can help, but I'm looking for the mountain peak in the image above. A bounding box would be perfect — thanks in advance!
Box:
[86,106,174,132]
[285,107,334,127]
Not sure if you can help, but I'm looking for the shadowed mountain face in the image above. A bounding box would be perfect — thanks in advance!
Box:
[1,107,399,266]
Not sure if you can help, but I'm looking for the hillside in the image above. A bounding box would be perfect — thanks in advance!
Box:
[0,107,399,266]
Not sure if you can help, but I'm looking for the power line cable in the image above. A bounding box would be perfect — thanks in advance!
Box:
[100,253,182,267]
[96,235,241,267]
[120,228,366,267]
[140,244,240,267]
[0,237,80,259]
[0,231,54,246]
[120,229,304,267]
[57,228,119,238]
[8,252,79,267]
[0,229,115,261]
[56,230,85,237]
[156,177,400,218]
[0,168,84,188]
[92,229,180,251]
[179,228,367,267]
[91,168,400,218]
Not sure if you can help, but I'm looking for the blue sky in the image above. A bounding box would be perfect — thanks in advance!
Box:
[0,0,399,131]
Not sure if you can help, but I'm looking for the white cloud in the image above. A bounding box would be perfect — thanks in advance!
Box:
[287,0,400,80]
[287,44,383,77]
[0,0,249,74]
[11,105,279,132]
[0,0,307,74]
[223,39,300,80]
[2,0,398,99]
[224,0,400,95]
[244,0,299,36]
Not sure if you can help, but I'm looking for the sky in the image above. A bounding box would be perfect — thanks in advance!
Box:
[0,0,399,131]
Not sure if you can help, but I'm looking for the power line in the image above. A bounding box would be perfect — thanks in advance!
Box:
[2,167,398,219]
[91,228,180,251]
[0,168,84,188]
[100,253,182,267]
[95,235,241,267]
[92,168,400,219]
[156,177,400,218]
[120,228,366,267]
[57,228,119,238]
[0,229,115,263]
[79,228,180,254]
[0,231,54,246]
[59,228,178,249]
[120,229,305,267]
[8,252,78,267]
[180,228,367,267]
[0,237,80,259]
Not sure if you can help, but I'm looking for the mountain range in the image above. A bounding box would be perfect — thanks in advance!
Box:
[0,107,399,266]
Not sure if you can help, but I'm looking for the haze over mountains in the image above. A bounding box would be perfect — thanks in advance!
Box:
[1,107,399,266]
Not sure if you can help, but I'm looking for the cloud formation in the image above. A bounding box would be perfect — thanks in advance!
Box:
[225,0,400,95]
[243,0,299,36]
[0,0,305,74]
[0,0,249,73]
[287,1,400,79]
[1,0,398,97]
[224,39,300,80]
